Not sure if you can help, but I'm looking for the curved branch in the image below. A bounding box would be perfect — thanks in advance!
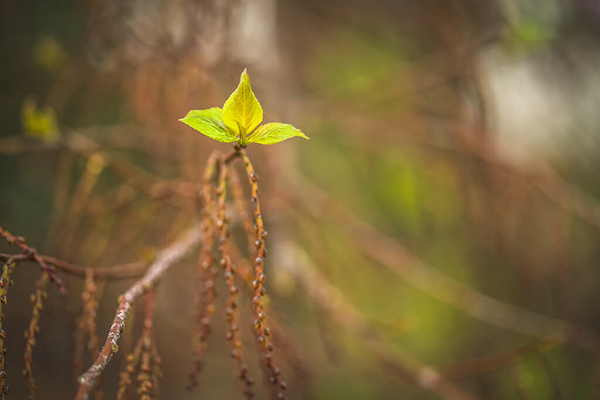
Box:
[75,226,201,399]
[75,147,241,399]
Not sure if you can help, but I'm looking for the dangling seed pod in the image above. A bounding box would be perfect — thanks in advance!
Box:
[117,340,143,400]
[117,291,161,400]
[0,259,15,399]
[73,270,103,400]
[189,151,220,390]
[23,272,49,399]
[217,159,255,399]
[241,152,287,399]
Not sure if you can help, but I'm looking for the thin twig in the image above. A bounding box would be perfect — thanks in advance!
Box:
[75,226,201,399]
[0,253,147,280]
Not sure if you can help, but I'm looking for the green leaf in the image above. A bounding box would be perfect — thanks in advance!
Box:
[179,107,237,143]
[179,69,308,146]
[222,69,263,135]
[21,97,59,143]
[247,122,309,145]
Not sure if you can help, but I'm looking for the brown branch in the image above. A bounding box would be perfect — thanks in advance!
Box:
[76,145,242,399]
[0,253,147,280]
[0,227,65,293]
[117,291,161,400]
[291,173,600,353]
[75,226,201,400]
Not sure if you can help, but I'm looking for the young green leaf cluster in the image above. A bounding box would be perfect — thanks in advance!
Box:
[179,70,308,146]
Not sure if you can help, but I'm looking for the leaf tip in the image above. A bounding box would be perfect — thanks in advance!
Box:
[241,68,251,84]
[291,125,309,140]
[299,131,310,140]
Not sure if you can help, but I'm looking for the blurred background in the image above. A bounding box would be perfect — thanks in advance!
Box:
[2,0,600,399]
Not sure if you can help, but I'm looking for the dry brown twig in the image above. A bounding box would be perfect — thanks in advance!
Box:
[0,253,147,281]
[76,147,241,400]
[74,225,201,400]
